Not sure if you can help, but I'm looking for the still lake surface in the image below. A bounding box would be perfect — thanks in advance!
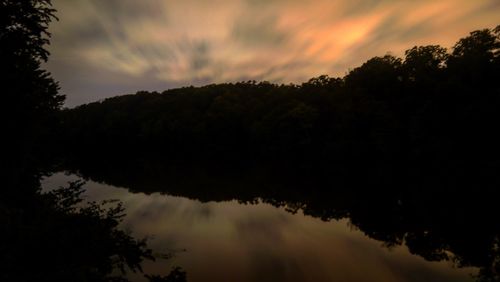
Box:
[42,172,477,282]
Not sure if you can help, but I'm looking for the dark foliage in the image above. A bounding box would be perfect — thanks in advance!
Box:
[63,25,500,192]
[1,181,151,281]
[1,1,185,281]
[1,0,65,190]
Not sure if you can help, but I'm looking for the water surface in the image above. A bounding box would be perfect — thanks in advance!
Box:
[42,172,477,282]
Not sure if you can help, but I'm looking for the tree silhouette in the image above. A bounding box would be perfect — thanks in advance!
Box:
[2,0,65,190]
[403,45,448,84]
[447,27,500,84]
[1,2,186,281]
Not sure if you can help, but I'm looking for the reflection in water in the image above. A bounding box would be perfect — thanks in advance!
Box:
[43,172,477,282]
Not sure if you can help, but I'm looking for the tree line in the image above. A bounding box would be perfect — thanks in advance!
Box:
[63,25,500,191]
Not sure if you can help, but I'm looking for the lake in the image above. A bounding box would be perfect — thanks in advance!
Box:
[42,171,480,282]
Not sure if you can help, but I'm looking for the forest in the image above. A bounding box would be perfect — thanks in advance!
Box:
[62,25,500,191]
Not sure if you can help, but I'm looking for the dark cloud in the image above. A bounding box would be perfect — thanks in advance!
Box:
[232,15,289,47]
[56,21,108,47]
[340,0,390,17]
[90,0,167,24]
[248,251,305,282]
[187,41,211,71]
[232,212,308,282]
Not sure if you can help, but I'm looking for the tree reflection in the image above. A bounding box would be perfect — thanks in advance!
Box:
[65,158,500,282]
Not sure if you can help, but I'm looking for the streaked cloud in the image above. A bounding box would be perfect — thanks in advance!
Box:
[45,0,500,106]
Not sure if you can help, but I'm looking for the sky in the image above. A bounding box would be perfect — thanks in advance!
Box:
[45,0,500,107]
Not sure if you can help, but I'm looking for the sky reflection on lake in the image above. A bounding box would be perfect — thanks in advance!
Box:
[42,172,476,282]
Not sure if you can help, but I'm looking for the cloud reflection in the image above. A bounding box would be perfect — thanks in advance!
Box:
[47,0,500,105]
[42,172,478,282]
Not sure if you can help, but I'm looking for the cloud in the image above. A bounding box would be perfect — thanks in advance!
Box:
[46,0,500,106]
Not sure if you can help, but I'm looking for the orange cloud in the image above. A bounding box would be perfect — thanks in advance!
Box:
[46,0,500,106]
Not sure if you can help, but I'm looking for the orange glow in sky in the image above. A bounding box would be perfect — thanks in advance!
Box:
[46,0,500,106]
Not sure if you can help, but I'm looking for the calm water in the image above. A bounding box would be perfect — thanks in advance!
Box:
[42,172,478,282]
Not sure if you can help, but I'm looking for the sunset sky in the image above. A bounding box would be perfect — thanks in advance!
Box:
[45,0,500,106]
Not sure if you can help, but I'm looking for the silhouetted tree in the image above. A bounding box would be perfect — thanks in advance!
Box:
[447,26,500,84]
[403,45,448,86]
[1,2,186,281]
[345,54,403,100]
[1,0,65,190]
